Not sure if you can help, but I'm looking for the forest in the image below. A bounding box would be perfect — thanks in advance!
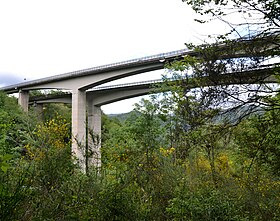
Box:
[1,0,280,220]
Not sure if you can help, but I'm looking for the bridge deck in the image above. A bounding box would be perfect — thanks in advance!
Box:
[1,49,190,93]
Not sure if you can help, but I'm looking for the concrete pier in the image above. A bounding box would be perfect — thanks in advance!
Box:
[87,98,102,168]
[18,90,29,112]
[72,89,87,172]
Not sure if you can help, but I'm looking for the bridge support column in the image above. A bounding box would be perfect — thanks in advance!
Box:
[72,89,87,172]
[34,103,44,121]
[87,101,102,169]
[18,90,29,112]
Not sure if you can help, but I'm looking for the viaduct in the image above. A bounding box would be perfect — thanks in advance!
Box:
[1,46,278,171]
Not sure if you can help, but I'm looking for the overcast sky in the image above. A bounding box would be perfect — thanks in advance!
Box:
[0,0,229,113]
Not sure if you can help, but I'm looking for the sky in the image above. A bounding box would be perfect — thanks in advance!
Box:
[0,0,230,114]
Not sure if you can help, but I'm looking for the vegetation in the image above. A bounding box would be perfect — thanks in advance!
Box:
[0,0,279,220]
[1,86,280,220]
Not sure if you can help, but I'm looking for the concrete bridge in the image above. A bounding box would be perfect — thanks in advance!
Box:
[1,44,278,171]
[1,48,192,171]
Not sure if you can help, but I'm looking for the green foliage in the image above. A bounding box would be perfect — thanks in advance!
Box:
[234,108,280,176]
[0,92,31,157]
[167,187,244,221]
[40,103,71,123]
[0,154,13,173]
[1,0,280,216]
[101,112,122,143]
[0,88,280,220]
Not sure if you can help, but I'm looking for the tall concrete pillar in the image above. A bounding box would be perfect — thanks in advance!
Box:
[87,100,102,168]
[18,90,29,112]
[34,103,44,121]
[72,89,87,172]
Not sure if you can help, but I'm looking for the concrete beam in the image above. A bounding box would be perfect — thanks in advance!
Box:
[91,88,151,106]
[32,97,72,104]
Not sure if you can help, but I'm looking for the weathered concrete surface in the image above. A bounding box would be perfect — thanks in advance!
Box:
[72,89,87,172]
[87,103,102,168]
[18,90,29,112]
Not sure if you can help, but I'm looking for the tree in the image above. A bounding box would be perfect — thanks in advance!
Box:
[183,0,279,38]
[234,101,280,176]
[158,3,280,219]
[160,1,280,133]
[0,92,32,156]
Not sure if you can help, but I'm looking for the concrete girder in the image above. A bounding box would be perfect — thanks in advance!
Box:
[31,97,72,104]
[19,63,163,91]
[90,88,151,106]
